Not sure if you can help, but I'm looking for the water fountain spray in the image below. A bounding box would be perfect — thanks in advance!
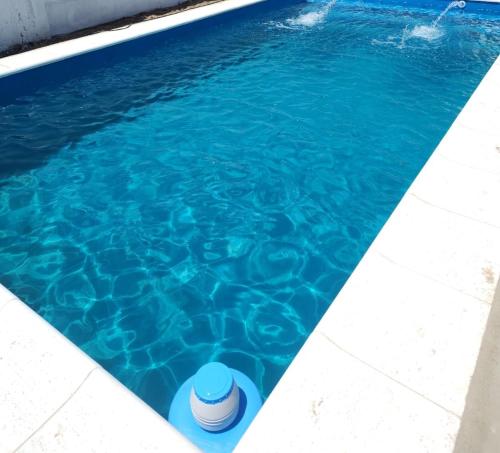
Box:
[400,0,466,46]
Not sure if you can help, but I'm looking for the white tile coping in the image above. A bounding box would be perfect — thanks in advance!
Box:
[235,55,500,452]
[0,293,200,452]
[0,0,265,79]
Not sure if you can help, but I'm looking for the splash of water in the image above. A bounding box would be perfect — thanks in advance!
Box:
[405,24,444,42]
[286,0,336,28]
[399,0,464,46]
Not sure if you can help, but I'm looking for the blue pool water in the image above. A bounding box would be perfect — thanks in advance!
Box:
[0,0,499,417]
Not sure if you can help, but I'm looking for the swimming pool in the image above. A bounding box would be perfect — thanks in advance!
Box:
[0,0,498,420]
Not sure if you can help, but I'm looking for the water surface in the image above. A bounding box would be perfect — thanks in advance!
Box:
[0,0,498,416]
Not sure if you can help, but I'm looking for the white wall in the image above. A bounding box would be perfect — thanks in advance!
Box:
[0,0,183,52]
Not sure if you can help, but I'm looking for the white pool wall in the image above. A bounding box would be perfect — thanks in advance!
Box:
[0,0,188,53]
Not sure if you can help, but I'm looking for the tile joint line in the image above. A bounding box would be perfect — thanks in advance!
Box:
[437,153,500,177]
[319,332,462,420]
[409,193,500,231]
[0,298,16,315]
[12,366,101,452]
[375,251,493,308]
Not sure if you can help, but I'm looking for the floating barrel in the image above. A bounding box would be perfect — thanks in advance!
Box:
[169,362,262,452]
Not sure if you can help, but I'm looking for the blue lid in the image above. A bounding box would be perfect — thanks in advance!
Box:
[193,362,234,404]
[169,368,263,452]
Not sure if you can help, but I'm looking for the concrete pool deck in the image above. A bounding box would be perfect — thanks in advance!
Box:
[0,0,499,450]
[0,287,199,452]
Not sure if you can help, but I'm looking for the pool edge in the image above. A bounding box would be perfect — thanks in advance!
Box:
[0,3,498,449]
[0,0,265,79]
[0,288,201,452]
[235,55,500,452]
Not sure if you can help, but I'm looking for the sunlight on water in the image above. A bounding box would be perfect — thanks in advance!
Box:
[0,0,498,418]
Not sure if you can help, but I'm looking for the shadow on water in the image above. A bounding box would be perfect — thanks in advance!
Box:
[0,0,292,179]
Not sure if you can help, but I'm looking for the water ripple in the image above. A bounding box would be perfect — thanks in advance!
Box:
[0,0,498,416]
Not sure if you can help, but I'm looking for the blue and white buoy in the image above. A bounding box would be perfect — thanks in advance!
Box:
[169,362,262,452]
